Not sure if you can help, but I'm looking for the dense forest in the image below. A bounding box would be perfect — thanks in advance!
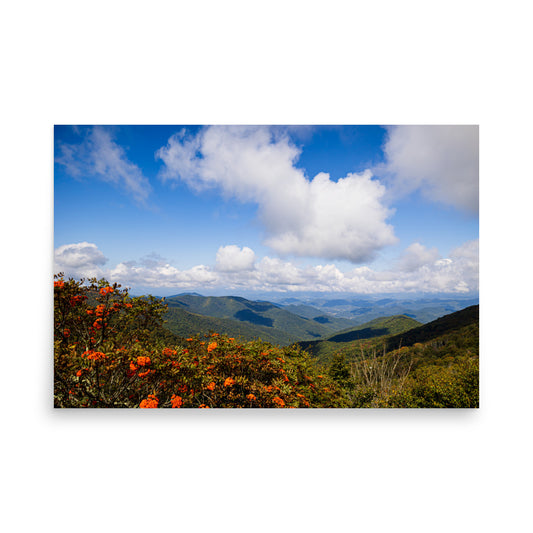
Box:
[54,275,479,408]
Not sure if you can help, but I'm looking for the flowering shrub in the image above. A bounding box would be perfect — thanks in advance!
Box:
[54,275,348,408]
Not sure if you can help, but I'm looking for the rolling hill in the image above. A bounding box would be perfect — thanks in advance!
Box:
[281,303,358,330]
[163,293,358,343]
[296,315,422,362]
[277,296,479,324]
[162,306,297,345]
[384,304,479,350]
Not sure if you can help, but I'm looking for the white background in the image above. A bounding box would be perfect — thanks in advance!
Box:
[2,1,532,532]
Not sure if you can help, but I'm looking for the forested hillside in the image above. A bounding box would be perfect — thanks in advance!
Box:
[164,293,354,343]
[297,315,421,363]
[163,306,297,345]
[326,306,479,407]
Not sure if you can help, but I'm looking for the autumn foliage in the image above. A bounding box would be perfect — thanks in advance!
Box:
[54,274,348,408]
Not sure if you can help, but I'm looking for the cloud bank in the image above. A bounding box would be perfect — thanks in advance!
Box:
[54,242,479,295]
[56,127,151,203]
[156,126,397,263]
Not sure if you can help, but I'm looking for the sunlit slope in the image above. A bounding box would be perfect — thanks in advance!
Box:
[165,294,336,341]
[297,315,422,362]
[384,305,479,350]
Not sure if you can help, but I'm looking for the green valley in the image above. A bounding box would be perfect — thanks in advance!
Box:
[163,293,360,344]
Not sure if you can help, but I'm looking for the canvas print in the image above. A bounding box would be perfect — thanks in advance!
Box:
[54,125,479,408]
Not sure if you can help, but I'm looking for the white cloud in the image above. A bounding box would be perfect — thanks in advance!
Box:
[56,127,151,203]
[157,126,397,263]
[54,242,108,279]
[109,256,217,289]
[396,242,440,272]
[449,239,479,290]
[381,125,479,213]
[215,245,256,272]
[54,241,478,295]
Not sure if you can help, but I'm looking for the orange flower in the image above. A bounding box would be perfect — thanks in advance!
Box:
[129,362,138,372]
[210,333,219,337]
[171,394,183,408]
[207,342,217,352]
[186,338,194,342]
[199,404,210,408]
[246,394,256,401]
[125,303,133,308]
[162,347,177,357]
[272,396,285,407]
[99,286,114,295]
[54,280,64,288]
[83,350,106,361]
[224,377,235,387]
[139,394,158,408]
[136,356,151,367]
[69,295,84,306]
[76,369,83,377]
[63,329,70,337]
[206,381,216,391]
[138,370,151,378]
[228,338,235,342]
[86,309,94,315]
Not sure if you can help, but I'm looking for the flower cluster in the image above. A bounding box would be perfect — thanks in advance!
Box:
[139,395,159,408]
[82,350,106,361]
[99,286,114,295]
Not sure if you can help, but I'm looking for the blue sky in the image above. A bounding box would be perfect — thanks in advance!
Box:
[54,125,478,296]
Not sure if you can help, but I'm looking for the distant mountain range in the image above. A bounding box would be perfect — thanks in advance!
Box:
[275,295,479,324]
[160,293,478,352]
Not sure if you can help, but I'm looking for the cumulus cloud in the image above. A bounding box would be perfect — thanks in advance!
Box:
[109,255,217,289]
[380,125,479,213]
[157,126,396,263]
[56,127,151,203]
[54,242,108,279]
[54,241,478,294]
[215,245,256,272]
